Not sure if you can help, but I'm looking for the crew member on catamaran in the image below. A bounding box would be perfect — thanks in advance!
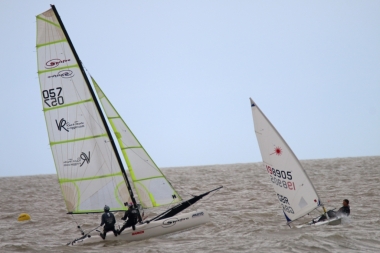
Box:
[118,202,138,235]
[100,205,118,239]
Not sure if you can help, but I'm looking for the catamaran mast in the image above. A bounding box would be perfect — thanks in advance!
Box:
[50,5,141,221]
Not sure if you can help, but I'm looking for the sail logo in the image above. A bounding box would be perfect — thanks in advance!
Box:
[48,70,74,78]
[56,118,68,132]
[162,217,189,228]
[55,118,85,132]
[45,58,71,69]
[63,151,90,167]
[270,146,282,156]
[192,212,204,218]
[80,152,90,167]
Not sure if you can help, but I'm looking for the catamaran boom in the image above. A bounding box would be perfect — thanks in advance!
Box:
[149,186,223,222]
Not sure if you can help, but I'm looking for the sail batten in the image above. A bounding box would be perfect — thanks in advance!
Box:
[38,64,79,74]
[43,98,94,112]
[36,39,68,48]
[49,133,108,146]
[250,98,320,222]
[58,172,123,183]
[36,16,60,27]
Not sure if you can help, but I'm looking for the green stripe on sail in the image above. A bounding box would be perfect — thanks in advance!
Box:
[61,181,81,213]
[36,39,67,48]
[108,116,120,119]
[135,181,155,207]
[114,181,128,208]
[149,192,157,207]
[134,176,165,183]
[121,146,142,150]
[43,98,93,112]
[38,64,79,74]
[108,118,136,179]
[59,172,123,183]
[50,133,108,146]
[36,16,60,27]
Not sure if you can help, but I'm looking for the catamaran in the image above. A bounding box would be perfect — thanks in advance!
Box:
[36,5,221,245]
[249,98,341,228]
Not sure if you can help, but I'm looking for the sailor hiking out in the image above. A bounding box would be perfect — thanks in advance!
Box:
[118,202,138,235]
[100,205,118,240]
[318,199,350,222]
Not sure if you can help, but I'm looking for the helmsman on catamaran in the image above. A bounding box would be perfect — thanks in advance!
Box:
[118,202,139,235]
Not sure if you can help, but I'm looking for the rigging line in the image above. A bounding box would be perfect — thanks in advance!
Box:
[71,214,85,235]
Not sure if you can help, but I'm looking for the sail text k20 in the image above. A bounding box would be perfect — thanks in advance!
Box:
[265,165,295,191]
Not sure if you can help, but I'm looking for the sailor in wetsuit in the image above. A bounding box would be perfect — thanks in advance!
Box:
[100,205,118,240]
[337,199,350,216]
[318,199,350,222]
[118,202,138,235]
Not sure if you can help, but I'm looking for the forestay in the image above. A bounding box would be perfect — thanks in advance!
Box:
[36,9,131,213]
[250,98,321,222]
[92,78,182,208]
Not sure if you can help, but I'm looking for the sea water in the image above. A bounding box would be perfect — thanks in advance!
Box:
[0,156,379,252]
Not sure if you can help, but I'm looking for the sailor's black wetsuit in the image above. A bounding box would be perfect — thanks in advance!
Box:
[118,207,138,234]
[100,211,117,239]
[318,205,350,222]
[337,206,350,216]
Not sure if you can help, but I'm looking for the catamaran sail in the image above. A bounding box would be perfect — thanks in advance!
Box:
[36,5,221,244]
[36,8,133,214]
[250,98,322,223]
[92,78,182,209]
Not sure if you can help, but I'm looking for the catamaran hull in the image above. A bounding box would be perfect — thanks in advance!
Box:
[295,217,342,228]
[69,210,209,245]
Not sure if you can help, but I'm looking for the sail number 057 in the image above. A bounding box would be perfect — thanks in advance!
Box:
[42,87,64,107]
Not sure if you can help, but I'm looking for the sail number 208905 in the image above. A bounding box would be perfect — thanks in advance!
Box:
[265,165,296,191]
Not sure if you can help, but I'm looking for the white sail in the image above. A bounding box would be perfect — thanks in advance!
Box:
[36,9,131,213]
[250,98,321,222]
[92,78,182,208]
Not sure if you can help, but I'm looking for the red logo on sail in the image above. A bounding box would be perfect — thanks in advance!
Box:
[45,58,71,69]
[270,147,282,156]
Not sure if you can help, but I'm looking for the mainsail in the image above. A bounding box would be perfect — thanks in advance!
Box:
[92,78,182,208]
[250,98,321,222]
[36,8,133,214]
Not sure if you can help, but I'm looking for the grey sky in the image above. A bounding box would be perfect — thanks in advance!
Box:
[0,1,379,177]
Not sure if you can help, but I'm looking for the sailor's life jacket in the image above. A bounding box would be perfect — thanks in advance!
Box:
[122,207,138,222]
[100,212,116,227]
